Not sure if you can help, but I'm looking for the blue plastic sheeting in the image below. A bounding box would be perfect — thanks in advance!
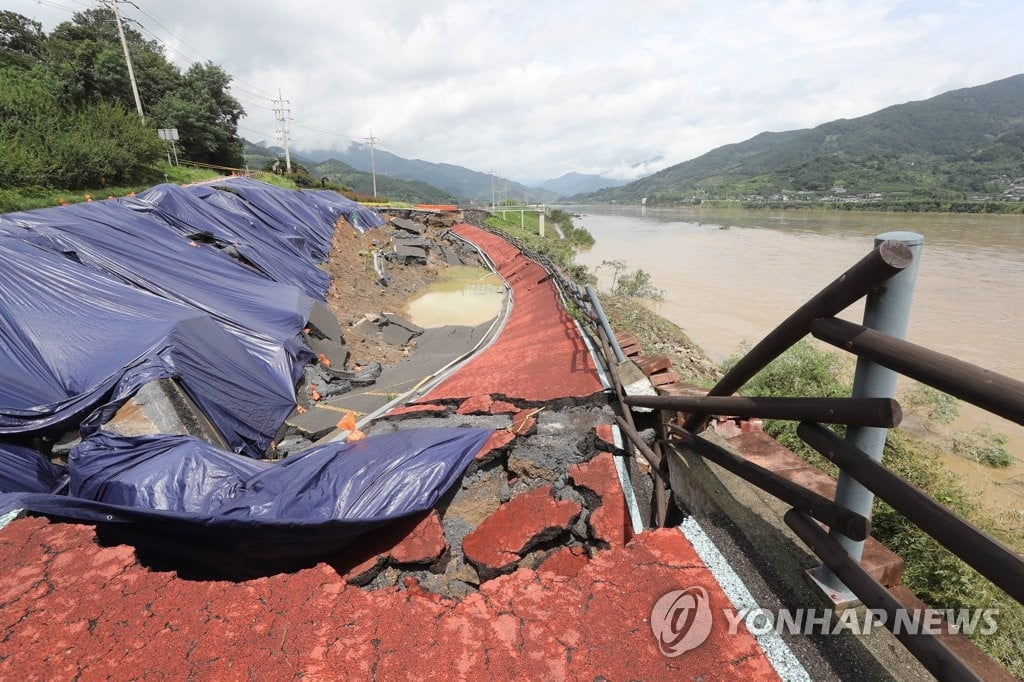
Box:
[0,179,382,456]
[0,236,298,453]
[0,428,491,576]
[0,442,66,494]
[301,188,386,234]
[128,184,332,299]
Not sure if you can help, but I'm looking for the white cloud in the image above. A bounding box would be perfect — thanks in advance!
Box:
[7,0,1023,182]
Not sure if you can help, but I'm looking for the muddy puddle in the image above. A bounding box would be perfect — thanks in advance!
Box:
[406,266,505,328]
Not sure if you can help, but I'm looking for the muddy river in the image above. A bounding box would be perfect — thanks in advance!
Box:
[571,204,1024,514]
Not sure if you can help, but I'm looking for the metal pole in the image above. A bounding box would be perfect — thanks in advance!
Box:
[368,130,377,198]
[110,0,144,120]
[587,284,627,364]
[812,231,923,601]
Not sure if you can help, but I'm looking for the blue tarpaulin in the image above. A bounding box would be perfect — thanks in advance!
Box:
[0,442,66,495]
[0,179,486,574]
[0,428,491,577]
[0,220,303,453]
[0,178,379,452]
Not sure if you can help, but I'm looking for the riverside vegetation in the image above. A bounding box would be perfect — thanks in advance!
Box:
[487,207,1022,675]
[731,342,1022,675]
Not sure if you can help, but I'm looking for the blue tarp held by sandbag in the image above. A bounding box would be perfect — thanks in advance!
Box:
[0,178,487,574]
[0,428,491,577]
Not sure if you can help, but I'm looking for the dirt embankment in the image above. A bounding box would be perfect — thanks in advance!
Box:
[598,292,721,385]
[320,211,474,367]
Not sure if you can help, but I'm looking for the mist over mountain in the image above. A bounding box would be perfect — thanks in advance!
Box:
[538,172,625,197]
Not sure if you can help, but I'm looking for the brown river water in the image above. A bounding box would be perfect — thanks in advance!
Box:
[570,204,1024,515]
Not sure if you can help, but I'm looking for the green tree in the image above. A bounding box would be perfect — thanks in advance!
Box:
[0,11,45,68]
[0,66,163,188]
[46,8,182,109]
[150,62,244,166]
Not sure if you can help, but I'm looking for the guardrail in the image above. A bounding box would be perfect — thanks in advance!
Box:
[177,159,271,179]
[620,235,1022,681]
[465,210,1021,680]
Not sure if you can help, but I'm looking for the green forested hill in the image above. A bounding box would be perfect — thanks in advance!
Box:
[312,159,457,204]
[579,74,1024,205]
[241,140,457,204]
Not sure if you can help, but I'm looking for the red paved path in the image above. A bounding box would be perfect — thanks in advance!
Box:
[0,220,780,680]
[420,224,603,403]
[0,518,775,680]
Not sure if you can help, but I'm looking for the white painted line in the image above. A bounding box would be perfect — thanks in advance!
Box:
[575,319,612,390]
[678,516,810,682]
[611,424,645,535]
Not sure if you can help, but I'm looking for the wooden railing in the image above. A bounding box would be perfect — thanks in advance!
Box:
[616,240,1023,681]
[469,213,1022,680]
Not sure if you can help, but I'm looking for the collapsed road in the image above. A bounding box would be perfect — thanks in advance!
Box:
[0,178,805,678]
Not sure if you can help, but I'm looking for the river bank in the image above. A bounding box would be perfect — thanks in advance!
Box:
[570,204,1024,515]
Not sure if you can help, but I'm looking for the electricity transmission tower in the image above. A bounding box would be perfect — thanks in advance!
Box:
[366,131,378,198]
[272,90,292,173]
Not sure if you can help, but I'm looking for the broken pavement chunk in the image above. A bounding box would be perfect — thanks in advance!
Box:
[438,246,462,266]
[308,336,349,369]
[103,379,228,449]
[462,485,581,580]
[569,452,629,547]
[306,300,344,342]
[349,362,382,386]
[394,243,428,264]
[389,217,424,235]
[283,405,340,441]
[380,313,424,347]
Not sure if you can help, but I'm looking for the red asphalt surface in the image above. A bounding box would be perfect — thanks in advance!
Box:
[0,222,778,680]
[420,224,604,403]
[0,518,775,680]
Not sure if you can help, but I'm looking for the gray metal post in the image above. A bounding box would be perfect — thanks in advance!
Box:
[812,231,923,601]
[586,284,627,364]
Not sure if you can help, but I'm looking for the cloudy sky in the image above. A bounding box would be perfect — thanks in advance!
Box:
[10,0,1024,183]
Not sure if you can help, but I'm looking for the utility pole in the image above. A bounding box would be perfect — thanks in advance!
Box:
[366,131,378,198]
[272,90,292,173]
[490,169,496,210]
[109,0,144,120]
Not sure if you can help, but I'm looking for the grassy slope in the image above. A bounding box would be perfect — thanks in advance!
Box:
[0,164,222,213]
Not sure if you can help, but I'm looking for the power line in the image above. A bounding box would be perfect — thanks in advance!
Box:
[237,123,278,140]
[126,2,276,98]
[30,0,90,14]
[288,119,361,142]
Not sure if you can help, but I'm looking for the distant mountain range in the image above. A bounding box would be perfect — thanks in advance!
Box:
[538,172,625,196]
[242,140,457,203]
[574,73,1024,204]
[244,140,626,203]
[296,143,563,204]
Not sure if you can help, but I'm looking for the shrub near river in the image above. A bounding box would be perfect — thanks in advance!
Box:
[728,341,1023,676]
